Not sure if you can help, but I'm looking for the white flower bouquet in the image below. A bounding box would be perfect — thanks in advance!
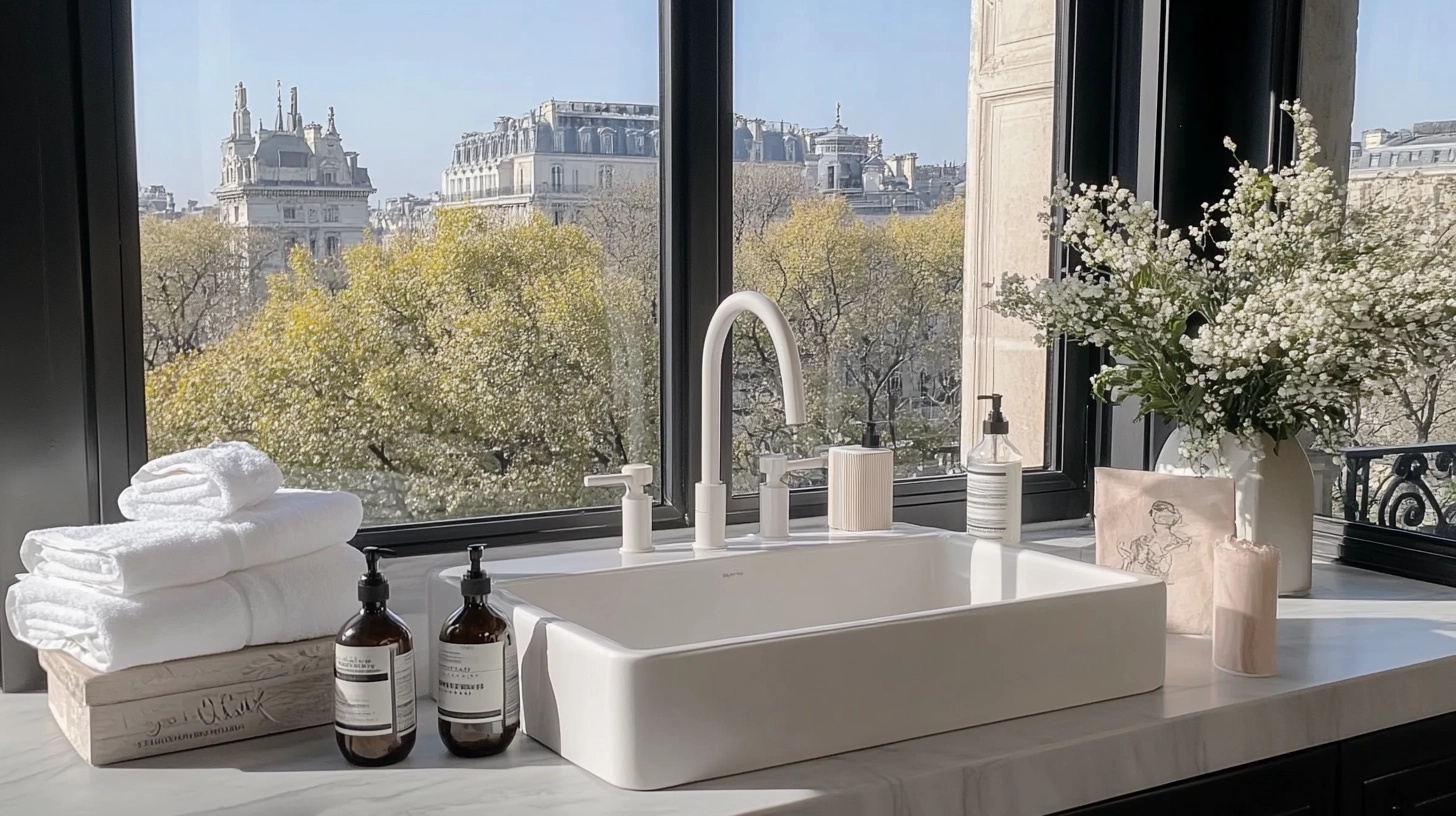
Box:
[995,101,1456,463]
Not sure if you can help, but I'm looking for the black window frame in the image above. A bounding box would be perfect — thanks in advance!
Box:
[0,0,1178,692]
[15,0,1123,564]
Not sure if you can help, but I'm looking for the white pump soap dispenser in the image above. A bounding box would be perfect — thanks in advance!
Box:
[827,419,895,532]
[758,453,826,541]
[965,393,1022,545]
[583,464,654,553]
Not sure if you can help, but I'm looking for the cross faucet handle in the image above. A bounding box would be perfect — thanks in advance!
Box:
[760,454,827,486]
[759,454,827,541]
[584,464,653,496]
[584,464,654,553]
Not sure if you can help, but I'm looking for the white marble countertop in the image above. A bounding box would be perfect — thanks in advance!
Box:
[3,533,1456,816]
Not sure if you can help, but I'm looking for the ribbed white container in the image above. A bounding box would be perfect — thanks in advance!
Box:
[827,446,894,532]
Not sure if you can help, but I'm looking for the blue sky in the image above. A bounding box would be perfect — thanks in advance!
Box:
[133,0,1436,204]
[132,0,972,203]
[1351,0,1456,137]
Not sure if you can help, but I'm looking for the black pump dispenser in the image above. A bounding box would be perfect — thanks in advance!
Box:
[861,420,882,448]
[437,543,519,758]
[358,546,394,603]
[978,394,1010,435]
[459,544,491,597]
[335,545,416,766]
[860,398,885,448]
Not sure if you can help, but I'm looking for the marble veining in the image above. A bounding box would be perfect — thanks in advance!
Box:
[0,529,1454,816]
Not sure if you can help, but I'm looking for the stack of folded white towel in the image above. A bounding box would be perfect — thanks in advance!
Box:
[5,441,364,672]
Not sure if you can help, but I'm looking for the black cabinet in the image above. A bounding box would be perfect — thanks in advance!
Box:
[1056,747,1338,816]
[1056,712,1456,816]
[1341,712,1456,816]
[1356,756,1456,816]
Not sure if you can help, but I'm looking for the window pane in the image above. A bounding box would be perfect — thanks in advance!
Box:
[132,1,660,525]
[1331,1,1456,523]
[1347,2,1456,449]
[730,1,1054,494]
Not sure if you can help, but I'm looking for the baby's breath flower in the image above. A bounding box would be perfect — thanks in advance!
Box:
[990,101,1456,456]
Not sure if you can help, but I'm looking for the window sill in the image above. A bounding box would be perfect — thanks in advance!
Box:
[358,471,1089,556]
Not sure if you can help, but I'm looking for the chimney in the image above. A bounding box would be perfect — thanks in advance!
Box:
[232,82,252,139]
[1362,128,1391,148]
[288,86,302,135]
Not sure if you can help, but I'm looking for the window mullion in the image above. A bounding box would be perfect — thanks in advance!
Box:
[79,0,148,523]
[659,0,733,522]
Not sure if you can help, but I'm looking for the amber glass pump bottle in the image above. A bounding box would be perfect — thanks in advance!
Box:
[334,546,417,766]
[437,544,519,758]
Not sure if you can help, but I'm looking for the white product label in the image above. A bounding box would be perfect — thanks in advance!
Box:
[966,464,1015,541]
[504,639,519,723]
[393,649,417,733]
[334,644,417,737]
[436,642,506,724]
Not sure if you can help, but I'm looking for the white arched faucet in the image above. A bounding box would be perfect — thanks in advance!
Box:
[696,291,807,550]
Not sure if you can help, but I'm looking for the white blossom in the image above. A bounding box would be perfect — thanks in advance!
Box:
[992,101,1456,461]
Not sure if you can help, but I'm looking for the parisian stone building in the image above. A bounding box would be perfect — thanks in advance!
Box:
[215,82,375,271]
[439,100,661,223]
[438,101,961,223]
[787,107,962,218]
[1348,120,1456,206]
[370,193,438,244]
[137,184,208,220]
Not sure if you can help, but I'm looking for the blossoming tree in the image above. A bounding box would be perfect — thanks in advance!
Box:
[143,170,968,522]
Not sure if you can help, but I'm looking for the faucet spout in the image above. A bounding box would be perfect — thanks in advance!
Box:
[696,291,806,550]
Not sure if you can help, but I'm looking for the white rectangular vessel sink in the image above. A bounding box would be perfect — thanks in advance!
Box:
[497,529,1166,790]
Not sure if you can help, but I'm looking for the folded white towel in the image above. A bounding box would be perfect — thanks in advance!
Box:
[118,441,284,521]
[20,489,364,595]
[6,543,362,672]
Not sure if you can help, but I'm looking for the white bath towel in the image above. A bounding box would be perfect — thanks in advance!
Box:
[118,441,284,521]
[20,489,364,595]
[6,543,362,672]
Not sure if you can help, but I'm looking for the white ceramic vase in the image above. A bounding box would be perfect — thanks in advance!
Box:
[1155,428,1314,597]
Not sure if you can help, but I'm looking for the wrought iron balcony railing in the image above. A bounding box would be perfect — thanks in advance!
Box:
[1343,443,1456,541]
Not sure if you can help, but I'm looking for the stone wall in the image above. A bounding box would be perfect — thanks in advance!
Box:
[961,0,1056,469]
